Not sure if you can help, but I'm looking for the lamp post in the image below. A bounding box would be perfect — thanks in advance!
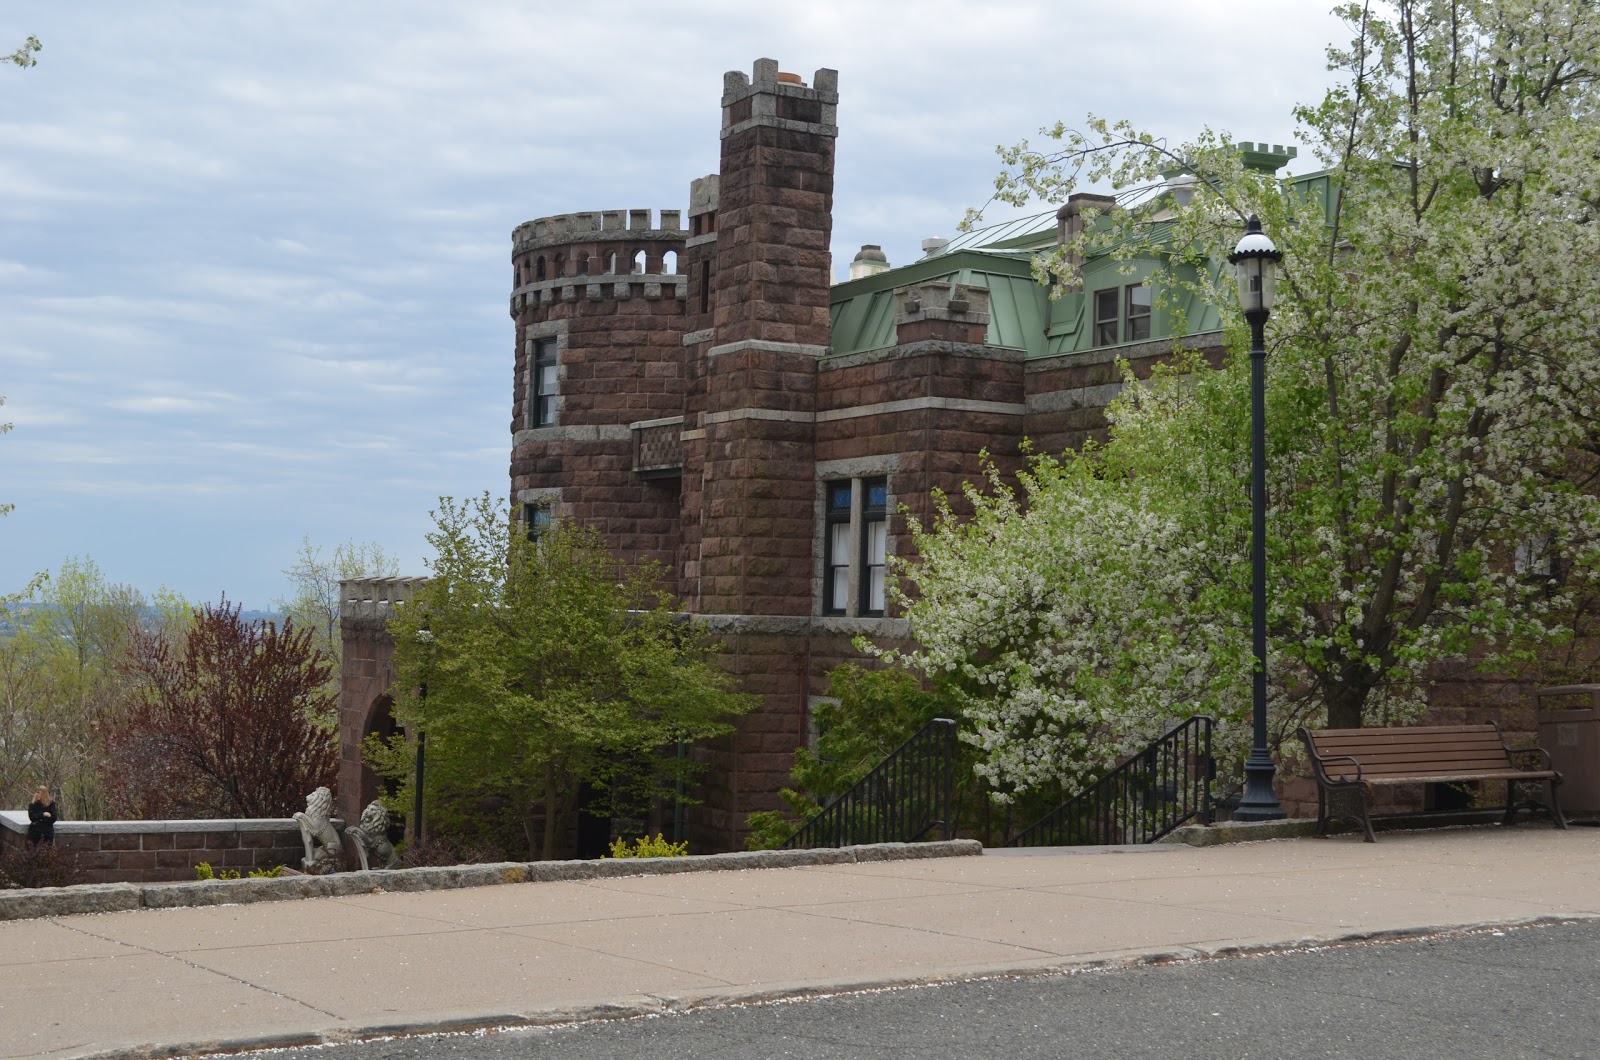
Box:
[412,626,434,842]
[1228,215,1286,822]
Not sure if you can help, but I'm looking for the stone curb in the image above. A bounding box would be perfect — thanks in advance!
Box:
[1159,810,1511,847]
[0,839,981,922]
[86,912,1594,1060]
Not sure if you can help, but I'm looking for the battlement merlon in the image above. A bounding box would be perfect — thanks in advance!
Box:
[340,576,429,629]
[1238,142,1298,173]
[688,175,719,217]
[512,208,686,252]
[721,60,838,139]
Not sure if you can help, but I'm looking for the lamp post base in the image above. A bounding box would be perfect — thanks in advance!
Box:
[1231,752,1286,822]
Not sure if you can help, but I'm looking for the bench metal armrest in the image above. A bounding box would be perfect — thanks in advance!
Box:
[1316,753,1364,784]
[1507,746,1554,771]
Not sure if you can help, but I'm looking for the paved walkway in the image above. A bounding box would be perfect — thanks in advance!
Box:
[3,827,1598,1059]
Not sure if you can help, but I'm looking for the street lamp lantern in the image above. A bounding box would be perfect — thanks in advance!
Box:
[1227,214,1287,823]
[1230,215,1280,313]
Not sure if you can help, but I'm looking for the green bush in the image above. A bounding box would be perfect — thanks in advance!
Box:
[194,861,284,881]
[603,833,687,858]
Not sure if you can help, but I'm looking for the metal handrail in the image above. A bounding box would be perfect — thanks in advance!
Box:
[1006,715,1214,847]
[783,718,957,849]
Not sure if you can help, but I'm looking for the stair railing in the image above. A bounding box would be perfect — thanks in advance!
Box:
[783,717,957,849]
[1006,715,1214,847]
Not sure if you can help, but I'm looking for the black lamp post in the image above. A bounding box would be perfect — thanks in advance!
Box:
[412,626,434,842]
[1228,215,1286,823]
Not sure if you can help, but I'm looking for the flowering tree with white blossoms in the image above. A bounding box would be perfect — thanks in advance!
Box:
[887,0,1600,798]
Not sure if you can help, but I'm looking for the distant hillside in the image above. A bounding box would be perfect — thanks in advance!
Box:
[0,603,288,638]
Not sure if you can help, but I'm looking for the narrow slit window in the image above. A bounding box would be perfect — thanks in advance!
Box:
[532,338,557,427]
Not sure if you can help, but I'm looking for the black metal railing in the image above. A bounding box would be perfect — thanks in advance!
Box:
[783,717,957,849]
[1006,716,1214,847]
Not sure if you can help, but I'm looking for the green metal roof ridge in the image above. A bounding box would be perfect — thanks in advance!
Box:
[830,247,1039,302]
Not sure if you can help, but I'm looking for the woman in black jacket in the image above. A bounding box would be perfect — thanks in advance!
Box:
[27,786,57,845]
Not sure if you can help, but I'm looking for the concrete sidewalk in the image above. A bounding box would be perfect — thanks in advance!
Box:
[3,827,1598,1059]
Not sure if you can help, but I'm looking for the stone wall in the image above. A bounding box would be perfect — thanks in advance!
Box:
[0,813,309,884]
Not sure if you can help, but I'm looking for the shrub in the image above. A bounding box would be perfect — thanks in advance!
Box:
[0,843,86,888]
[604,833,688,859]
[397,834,506,868]
[195,862,284,881]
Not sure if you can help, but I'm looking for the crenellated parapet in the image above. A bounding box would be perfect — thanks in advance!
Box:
[509,276,688,316]
[513,208,684,251]
[340,576,428,632]
[512,209,687,297]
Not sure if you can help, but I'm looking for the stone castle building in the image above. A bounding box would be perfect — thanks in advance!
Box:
[338,59,1299,850]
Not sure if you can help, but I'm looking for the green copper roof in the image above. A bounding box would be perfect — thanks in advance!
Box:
[831,168,1330,362]
[829,249,1054,358]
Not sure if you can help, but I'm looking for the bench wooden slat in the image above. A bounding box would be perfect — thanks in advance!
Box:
[1318,749,1510,763]
[1312,733,1506,750]
[1328,771,1554,784]
[1329,751,1513,767]
[1316,725,1499,736]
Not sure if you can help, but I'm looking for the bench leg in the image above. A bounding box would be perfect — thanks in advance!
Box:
[1502,780,1520,828]
[1548,778,1568,830]
[1357,795,1377,843]
[1315,785,1329,838]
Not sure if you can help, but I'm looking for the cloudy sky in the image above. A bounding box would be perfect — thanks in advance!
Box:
[1,1,1347,609]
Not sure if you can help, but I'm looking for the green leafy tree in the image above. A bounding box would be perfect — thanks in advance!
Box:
[4,35,39,69]
[275,535,399,719]
[0,559,158,817]
[367,495,754,860]
[897,0,1600,799]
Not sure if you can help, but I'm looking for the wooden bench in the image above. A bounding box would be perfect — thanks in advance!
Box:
[1298,723,1567,842]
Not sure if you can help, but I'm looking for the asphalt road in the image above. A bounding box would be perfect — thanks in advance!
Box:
[246,917,1600,1060]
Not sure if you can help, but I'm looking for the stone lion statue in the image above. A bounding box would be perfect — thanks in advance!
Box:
[348,800,399,870]
[292,786,343,872]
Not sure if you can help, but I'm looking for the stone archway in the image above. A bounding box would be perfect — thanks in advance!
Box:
[337,577,423,826]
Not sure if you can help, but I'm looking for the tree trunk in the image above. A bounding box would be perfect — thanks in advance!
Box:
[1325,679,1368,730]
[541,763,560,862]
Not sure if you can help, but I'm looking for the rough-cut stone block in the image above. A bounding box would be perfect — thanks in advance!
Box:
[0,883,143,922]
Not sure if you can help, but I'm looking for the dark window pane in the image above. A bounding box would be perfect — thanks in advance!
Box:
[1094,289,1119,346]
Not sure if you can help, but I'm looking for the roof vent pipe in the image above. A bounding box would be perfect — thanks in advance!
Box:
[920,237,949,258]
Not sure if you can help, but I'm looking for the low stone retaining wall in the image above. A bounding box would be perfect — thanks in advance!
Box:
[0,812,308,884]
[0,839,983,921]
